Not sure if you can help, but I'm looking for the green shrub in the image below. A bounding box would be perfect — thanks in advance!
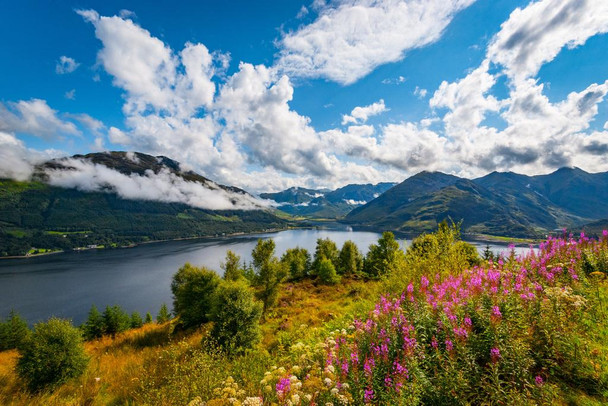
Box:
[338,240,363,275]
[252,239,286,313]
[130,311,144,329]
[16,318,88,392]
[312,238,339,274]
[363,231,406,277]
[210,280,263,352]
[171,263,220,328]
[281,247,311,280]
[102,305,131,337]
[221,250,244,281]
[318,257,340,285]
[157,303,171,324]
[0,310,30,350]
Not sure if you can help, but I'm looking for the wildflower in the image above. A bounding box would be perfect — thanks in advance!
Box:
[364,388,374,403]
[276,377,291,395]
[490,347,501,363]
[331,387,339,395]
[324,377,333,387]
[492,306,502,318]
[445,339,453,352]
[535,375,544,386]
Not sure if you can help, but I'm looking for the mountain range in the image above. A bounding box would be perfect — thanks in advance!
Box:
[260,182,396,218]
[0,152,286,257]
[344,168,608,238]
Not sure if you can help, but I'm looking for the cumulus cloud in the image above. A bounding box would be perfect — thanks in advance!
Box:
[45,158,267,211]
[342,99,388,125]
[0,132,38,180]
[0,99,80,139]
[65,89,76,100]
[488,0,608,82]
[55,56,80,74]
[275,0,476,85]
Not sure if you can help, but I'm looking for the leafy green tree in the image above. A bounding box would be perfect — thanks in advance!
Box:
[338,240,363,276]
[82,305,104,341]
[363,232,406,277]
[16,318,88,392]
[0,310,30,350]
[144,312,153,324]
[221,250,244,281]
[281,247,311,280]
[210,280,263,352]
[130,312,143,329]
[171,263,220,328]
[312,238,339,274]
[102,305,131,337]
[318,257,340,284]
[157,303,171,324]
[251,239,286,313]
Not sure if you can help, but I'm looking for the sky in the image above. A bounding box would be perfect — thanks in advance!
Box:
[1,0,608,196]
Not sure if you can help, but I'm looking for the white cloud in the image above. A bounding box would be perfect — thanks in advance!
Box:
[45,158,267,211]
[487,0,608,82]
[342,99,388,125]
[65,89,76,100]
[296,5,309,19]
[414,86,427,99]
[55,56,80,74]
[0,99,80,139]
[0,132,37,180]
[382,76,406,85]
[275,0,476,85]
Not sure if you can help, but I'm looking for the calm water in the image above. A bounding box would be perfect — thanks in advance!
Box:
[0,226,533,325]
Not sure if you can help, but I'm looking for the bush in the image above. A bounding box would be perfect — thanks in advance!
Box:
[281,247,311,280]
[338,240,363,276]
[16,318,88,392]
[0,310,30,350]
[130,311,144,328]
[318,257,340,285]
[363,231,406,277]
[171,263,220,328]
[210,280,263,352]
[312,238,339,274]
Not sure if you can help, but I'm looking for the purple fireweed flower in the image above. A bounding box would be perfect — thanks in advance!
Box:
[464,317,472,328]
[535,375,544,386]
[364,388,374,403]
[445,339,453,352]
[603,230,608,239]
[421,275,429,289]
[492,306,502,318]
[364,358,375,376]
[431,337,438,349]
[490,347,501,363]
[276,377,291,395]
[351,351,359,365]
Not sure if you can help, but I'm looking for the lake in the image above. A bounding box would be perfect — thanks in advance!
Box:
[0,226,534,325]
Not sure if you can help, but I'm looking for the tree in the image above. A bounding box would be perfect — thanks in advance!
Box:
[130,312,143,329]
[170,263,220,328]
[281,247,311,280]
[144,312,153,324]
[82,305,104,341]
[312,238,339,274]
[157,303,171,324]
[0,310,30,351]
[363,232,406,277]
[221,250,244,281]
[102,305,130,337]
[318,258,340,284]
[210,280,262,352]
[251,239,285,313]
[338,240,363,276]
[17,318,88,392]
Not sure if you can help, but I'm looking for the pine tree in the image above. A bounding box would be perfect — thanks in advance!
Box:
[130,312,143,329]
[0,310,30,350]
[157,303,171,323]
[82,305,104,340]
[144,312,153,324]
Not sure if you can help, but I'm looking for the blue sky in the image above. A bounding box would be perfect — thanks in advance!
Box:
[1,0,608,195]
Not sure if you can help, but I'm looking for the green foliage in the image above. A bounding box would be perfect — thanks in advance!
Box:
[312,238,339,274]
[16,318,88,392]
[398,221,481,290]
[144,312,153,324]
[252,239,286,313]
[363,231,406,278]
[82,304,104,340]
[317,257,341,285]
[171,263,220,328]
[210,280,263,352]
[130,311,144,329]
[157,303,171,324]
[0,310,30,350]
[102,305,131,337]
[337,240,363,276]
[221,250,244,281]
[281,247,311,280]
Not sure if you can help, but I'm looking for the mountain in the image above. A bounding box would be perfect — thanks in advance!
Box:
[0,152,286,257]
[261,182,396,219]
[344,168,601,238]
